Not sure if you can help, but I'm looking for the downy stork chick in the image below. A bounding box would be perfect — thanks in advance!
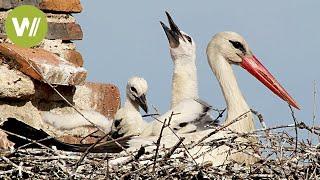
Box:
[43,77,149,136]
[161,12,198,109]
[155,12,218,135]
[112,76,149,137]
[206,32,299,133]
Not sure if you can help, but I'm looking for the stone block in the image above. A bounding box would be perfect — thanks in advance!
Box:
[0,64,35,99]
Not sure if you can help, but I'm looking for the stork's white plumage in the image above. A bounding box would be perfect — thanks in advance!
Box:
[161,12,199,109]
[42,110,112,132]
[141,98,214,136]
[112,76,149,136]
[43,76,149,135]
[145,12,217,134]
[206,31,300,133]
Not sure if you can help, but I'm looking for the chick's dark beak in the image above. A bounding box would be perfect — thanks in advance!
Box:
[136,94,148,113]
[160,21,180,48]
[160,12,184,48]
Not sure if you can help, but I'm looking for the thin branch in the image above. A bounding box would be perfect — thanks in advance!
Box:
[152,118,168,174]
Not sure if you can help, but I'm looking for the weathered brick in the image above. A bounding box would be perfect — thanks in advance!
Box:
[0,22,83,41]
[34,82,121,119]
[0,0,82,13]
[47,23,83,40]
[0,43,87,85]
[64,50,83,67]
[84,83,121,119]
[40,0,82,13]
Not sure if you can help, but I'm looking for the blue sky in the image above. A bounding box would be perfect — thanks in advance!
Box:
[75,1,320,129]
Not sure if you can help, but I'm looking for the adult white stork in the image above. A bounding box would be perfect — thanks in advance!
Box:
[206,31,300,133]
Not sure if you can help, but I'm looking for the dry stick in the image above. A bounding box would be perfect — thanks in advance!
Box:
[163,137,185,159]
[312,80,317,143]
[79,129,99,144]
[289,105,300,175]
[149,112,200,168]
[1,156,35,177]
[142,113,160,118]
[190,110,251,149]
[165,126,199,167]
[73,134,108,170]
[152,118,168,174]
[288,105,298,155]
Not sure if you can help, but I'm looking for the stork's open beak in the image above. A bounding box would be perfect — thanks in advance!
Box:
[136,94,148,113]
[240,55,300,109]
[160,12,184,48]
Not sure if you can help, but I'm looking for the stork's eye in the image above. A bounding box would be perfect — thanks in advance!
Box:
[185,35,192,43]
[130,87,137,93]
[179,122,188,127]
[229,40,246,53]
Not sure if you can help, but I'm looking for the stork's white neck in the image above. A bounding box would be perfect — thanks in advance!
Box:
[208,52,255,132]
[124,96,139,112]
[171,55,199,108]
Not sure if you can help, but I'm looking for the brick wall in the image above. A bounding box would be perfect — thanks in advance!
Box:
[0,1,120,144]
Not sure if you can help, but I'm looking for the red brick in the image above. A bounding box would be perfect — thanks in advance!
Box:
[85,82,121,119]
[0,43,87,85]
[64,50,83,67]
[0,0,82,13]
[39,0,82,13]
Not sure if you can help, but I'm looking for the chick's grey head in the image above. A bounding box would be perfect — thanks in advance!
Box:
[126,76,149,113]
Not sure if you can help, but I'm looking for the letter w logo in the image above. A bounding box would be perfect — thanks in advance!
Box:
[11,17,41,37]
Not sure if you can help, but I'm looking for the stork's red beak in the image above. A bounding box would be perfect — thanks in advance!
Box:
[240,55,300,110]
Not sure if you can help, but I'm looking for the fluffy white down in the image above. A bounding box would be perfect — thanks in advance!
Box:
[140,99,209,136]
[113,107,148,136]
[41,110,112,133]
[111,76,149,136]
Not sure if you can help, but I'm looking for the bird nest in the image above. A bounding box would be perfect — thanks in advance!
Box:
[0,112,319,179]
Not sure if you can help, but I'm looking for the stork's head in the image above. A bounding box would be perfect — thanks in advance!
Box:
[160,12,196,61]
[126,76,148,113]
[207,31,300,109]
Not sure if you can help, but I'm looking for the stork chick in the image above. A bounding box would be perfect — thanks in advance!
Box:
[42,76,149,136]
[112,76,149,136]
[155,12,217,134]
[161,12,198,109]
